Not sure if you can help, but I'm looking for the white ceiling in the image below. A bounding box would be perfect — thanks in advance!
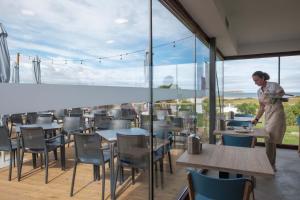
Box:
[179,0,300,57]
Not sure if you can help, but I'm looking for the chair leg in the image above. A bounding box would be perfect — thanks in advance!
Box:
[40,153,43,169]
[8,151,13,181]
[32,153,37,169]
[70,162,77,196]
[160,159,164,189]
[13,150,16,167]
[101,164,105,200]
[60,145,66,170]
[154,162,158,188]
[53,150,58,161]
[167,151,173,174]
[19,151,25,182]
[45,152,49,184]
[131,167,135,185]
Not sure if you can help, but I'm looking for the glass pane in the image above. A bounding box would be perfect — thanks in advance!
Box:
[152,0,197,199]
[280,55,300,145]
[223,57,278,142]
[196,40,210,143]
[3,0,149,87]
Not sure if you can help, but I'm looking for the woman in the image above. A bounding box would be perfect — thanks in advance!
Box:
[252,71,286,170]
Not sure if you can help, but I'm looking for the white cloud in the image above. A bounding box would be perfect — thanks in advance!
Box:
[21,9,35,16]
[114,18,128,24]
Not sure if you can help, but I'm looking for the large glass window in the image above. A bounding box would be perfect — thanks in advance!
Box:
[280,55,300,145]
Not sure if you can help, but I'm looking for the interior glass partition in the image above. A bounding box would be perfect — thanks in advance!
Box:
[152,0,195,198]
[195,40,210,142]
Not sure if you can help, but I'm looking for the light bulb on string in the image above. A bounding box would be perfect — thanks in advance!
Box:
[65,60,67,64]
[98,58,101,63]
[120,54,123,60]
[173,41,176,48]
[80,60,83,64]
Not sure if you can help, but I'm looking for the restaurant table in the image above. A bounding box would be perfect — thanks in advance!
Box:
[176,144,274,177]
[96,128,150,200]
[214,128,269,139]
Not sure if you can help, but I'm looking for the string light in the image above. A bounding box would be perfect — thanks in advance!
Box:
[9,35,193,65]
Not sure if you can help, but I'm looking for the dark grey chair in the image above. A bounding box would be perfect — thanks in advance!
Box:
[70,134,110,200]
[116,134,164,188]
[53,109,65,123]
[0,126,17,181]
[94,115,111,130]
[109,120,131,130]
[153,120,173,174]
[36,116,53,124]
[19,127,65,183]
[26,112,38,124]
[9,114,23,136]
[69,108,83,117]
[62,116,81,146]
[109,109,122,120]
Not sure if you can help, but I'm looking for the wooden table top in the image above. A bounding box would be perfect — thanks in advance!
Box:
[214,128,269,138]
[176,144,274,177]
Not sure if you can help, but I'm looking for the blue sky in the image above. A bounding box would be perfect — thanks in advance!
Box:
[1,0,298,93]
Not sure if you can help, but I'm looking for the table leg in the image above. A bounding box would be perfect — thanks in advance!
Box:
[110,143,115,200]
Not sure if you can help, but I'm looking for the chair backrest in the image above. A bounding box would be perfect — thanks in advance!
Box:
[156,110,168,121]
[74,134,104,164]
[178,110,190,119]
[109,120,131,130]
[94,115,111,130]
[227,120,251,127]
[117,134,148,167]
[121,109,136,120]
[187,170,251,200]
[234,113,254,118]
[70,108,83,116]
[172,117,184,129]
[222,135,255,148]
[109,109,122,119]
[0,126,11,151]
[36,116,53,124]
[20,127,45,150]
[63,116,81,133]
[53,109,65,119]
[11,114,23,124]
[26,112,38,124]
[153,120,170,139]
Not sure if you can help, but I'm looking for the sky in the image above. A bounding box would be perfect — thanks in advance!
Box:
[1,0,299,94]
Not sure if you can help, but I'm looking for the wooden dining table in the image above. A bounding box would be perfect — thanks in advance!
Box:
[176,144,274,177]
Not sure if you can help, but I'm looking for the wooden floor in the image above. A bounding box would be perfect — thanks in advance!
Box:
[0,145,188,200]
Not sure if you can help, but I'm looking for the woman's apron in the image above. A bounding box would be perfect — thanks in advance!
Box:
[259,91,286,144]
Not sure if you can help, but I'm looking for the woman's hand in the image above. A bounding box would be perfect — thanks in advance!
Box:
[251,118,259,125]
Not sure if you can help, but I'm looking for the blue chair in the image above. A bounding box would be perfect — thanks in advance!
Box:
[187,170,253,200]
[234,114,254,118]
[220,135,255,179]
[222,135,255,148]
[227,120,251,127]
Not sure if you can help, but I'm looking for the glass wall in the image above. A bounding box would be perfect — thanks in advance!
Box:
[280,55,300,145]
[224,56,300,146]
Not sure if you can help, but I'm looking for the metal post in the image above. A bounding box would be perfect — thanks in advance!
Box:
[194,35,197,133]
[148,0,154,199]
[278,56,281,84]
[209,38,216,144]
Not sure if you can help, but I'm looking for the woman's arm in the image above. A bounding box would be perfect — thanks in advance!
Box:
[252,103,265,125]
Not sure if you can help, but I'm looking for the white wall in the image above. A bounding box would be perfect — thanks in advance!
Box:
[0,83,204,115]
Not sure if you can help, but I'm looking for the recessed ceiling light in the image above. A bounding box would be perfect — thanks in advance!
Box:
[114,18,128,24]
